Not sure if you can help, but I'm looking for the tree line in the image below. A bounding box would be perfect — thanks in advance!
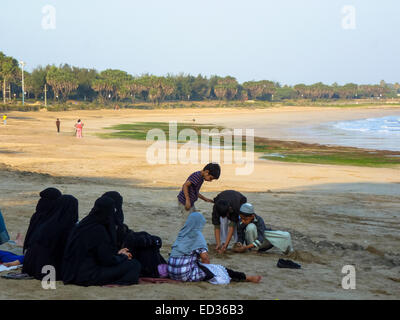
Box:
[1,51,399,105]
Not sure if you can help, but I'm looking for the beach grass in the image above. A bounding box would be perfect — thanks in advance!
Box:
[97,122,226,142]
[98,122,400,167]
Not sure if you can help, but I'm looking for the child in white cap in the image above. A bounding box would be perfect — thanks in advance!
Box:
[233,203,294,254]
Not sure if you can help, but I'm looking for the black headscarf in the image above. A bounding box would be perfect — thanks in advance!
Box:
[102,191,131,248]
[62,196,117,284]
[102,191,124,227]
[23,187,62,252]
[22,194,79,280]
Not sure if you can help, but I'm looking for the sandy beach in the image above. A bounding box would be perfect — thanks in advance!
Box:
[0,106,399,300]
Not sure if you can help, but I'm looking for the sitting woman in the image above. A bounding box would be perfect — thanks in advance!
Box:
[62,196,141,287]
[23,187,62,254]
[168,211,261,284]
[102,191,167,278]
[22,193,79,280]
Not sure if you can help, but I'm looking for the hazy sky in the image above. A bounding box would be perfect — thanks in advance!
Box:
[1,0,399,85]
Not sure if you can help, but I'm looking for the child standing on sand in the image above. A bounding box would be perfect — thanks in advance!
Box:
[177,163,220,223]
[2,114,7,125]
[75,119,84,138]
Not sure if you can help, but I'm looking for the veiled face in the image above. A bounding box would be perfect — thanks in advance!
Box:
[92,196,116,224]
[102,192,122,209]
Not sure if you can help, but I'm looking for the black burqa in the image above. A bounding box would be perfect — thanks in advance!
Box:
[102,191,167,278]
[62,196,141,286]
[23,187,62,253]
[22,194,79,280]
[101,191,126,248]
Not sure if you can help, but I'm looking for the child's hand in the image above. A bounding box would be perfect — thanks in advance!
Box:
[220,243,228,252]
[185,200,191,210]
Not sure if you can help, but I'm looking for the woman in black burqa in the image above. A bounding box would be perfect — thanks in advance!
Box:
[102,191,167,278]
[22,193,79,280]
[62,195,141,286]
[23,187,62,254]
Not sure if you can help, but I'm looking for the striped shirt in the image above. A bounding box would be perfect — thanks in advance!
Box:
[167,248,208,282]
[177,171,204,206]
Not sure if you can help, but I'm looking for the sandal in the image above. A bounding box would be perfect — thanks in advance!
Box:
[277,259,301,269]
[1,272,34,280]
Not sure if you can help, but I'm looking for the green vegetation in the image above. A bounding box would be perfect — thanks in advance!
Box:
[98,122,400,168]
[1,51,400,108]
[260,152,400,167]
[98,122,225,141]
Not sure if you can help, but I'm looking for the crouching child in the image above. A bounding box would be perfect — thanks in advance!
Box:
[233,203,294,255]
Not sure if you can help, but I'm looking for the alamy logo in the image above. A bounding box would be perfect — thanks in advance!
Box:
[341,265,356,289]
[42,5,56,30]
[145,121,254,175]
[341,5,356,30]
[41,265,56,289]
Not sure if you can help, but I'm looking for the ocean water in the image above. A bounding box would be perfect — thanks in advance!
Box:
[291,115,400,151]
[334,116,400,136]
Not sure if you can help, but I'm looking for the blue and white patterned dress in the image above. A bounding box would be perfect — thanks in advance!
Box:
[167,248,207,282]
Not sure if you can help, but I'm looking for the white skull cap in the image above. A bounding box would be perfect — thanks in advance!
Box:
[239,203,255,215]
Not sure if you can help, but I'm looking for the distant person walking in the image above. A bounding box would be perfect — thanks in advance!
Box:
[2,114,7,125]
[56,118,61,133]
[75,119,84,138]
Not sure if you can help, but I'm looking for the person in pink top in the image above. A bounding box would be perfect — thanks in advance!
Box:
[75,119,84,138]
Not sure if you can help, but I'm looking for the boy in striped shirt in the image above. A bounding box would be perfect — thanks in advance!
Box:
[177,163,221,222]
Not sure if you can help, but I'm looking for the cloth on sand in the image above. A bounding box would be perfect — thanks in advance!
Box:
[0,250,24,264]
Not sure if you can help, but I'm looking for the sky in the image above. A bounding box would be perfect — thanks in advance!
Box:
[1,0,399,85]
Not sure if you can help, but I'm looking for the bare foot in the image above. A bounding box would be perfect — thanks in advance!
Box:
[16,233,25,247]
[246,275,262,283]
[3,260,21,267]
